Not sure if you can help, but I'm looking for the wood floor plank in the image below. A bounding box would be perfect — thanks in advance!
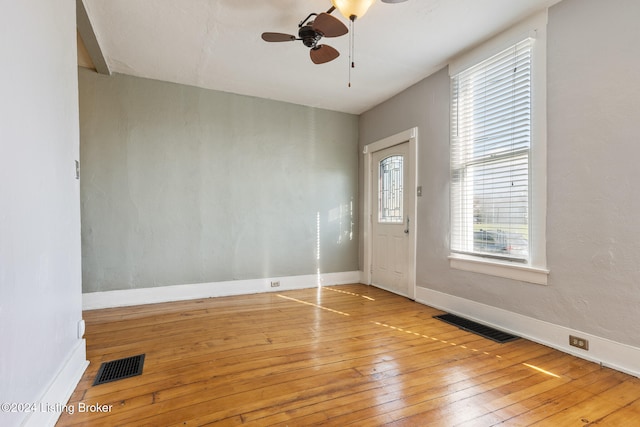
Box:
[56,284,640,427]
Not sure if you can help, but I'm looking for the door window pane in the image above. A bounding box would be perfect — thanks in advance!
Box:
[379,155,403,223]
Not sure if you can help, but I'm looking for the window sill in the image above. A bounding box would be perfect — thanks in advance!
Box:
[449,253,549,285]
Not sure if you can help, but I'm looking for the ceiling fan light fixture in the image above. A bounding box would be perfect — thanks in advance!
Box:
[331,0,376,20]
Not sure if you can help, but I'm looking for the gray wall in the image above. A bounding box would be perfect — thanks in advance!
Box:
[359,0,640,348]
[0,1,84,426]
[79,69,359,292]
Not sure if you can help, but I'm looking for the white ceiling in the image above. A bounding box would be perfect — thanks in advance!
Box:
[82,0,559,115]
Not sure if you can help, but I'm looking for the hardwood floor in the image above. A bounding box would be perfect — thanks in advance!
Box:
[57,284,640,426]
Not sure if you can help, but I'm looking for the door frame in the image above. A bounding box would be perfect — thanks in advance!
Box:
[363,127,418,300]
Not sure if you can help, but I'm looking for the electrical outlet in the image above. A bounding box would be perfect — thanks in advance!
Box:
[569,335,589,350]
[270,281,280,288]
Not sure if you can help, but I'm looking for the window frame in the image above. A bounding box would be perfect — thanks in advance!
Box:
[448,11,549,285]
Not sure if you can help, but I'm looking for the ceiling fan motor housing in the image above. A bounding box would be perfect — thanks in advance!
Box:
[299,24,322,48]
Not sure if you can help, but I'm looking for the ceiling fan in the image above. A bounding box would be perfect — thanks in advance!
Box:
[261,9,348,64]
[261,1,408,65]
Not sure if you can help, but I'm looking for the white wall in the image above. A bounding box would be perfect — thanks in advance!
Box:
[545,0,640,346]
[79,70,359,293]
[0,1,87,426]
[359,0,640,373]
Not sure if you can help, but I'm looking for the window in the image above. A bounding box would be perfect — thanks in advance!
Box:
[448,12,549,285]
[451,39,532,263]
[378,155,403,223]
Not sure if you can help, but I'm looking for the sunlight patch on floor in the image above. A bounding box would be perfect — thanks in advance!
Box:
[522,363,561,378]
[323,286,376,301]
[371,320,504,361]
[277,294,351,316]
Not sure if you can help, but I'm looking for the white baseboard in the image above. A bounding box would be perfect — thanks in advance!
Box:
[22,340,89,427]
[416,287,640,378]
[83,271,362,310]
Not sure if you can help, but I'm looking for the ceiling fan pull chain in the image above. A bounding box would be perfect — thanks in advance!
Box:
[348,19,353,87]
[348,18,357,87]
[352,19,356,69]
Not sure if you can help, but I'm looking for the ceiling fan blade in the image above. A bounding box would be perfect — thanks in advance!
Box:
[312,13,348,38]
[310,44,340,64]
[261,32,296,42]
[381,0,408,3]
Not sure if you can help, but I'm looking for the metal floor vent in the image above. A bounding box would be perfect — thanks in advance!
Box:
[93,354,145,386]
[434,313,519,343]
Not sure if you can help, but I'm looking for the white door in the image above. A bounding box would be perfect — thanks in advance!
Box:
[371,143,411,297]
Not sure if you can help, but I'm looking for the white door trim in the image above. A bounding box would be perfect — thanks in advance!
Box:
[363,127,418,300]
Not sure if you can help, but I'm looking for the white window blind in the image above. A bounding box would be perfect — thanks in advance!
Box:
[451,38,532,262]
